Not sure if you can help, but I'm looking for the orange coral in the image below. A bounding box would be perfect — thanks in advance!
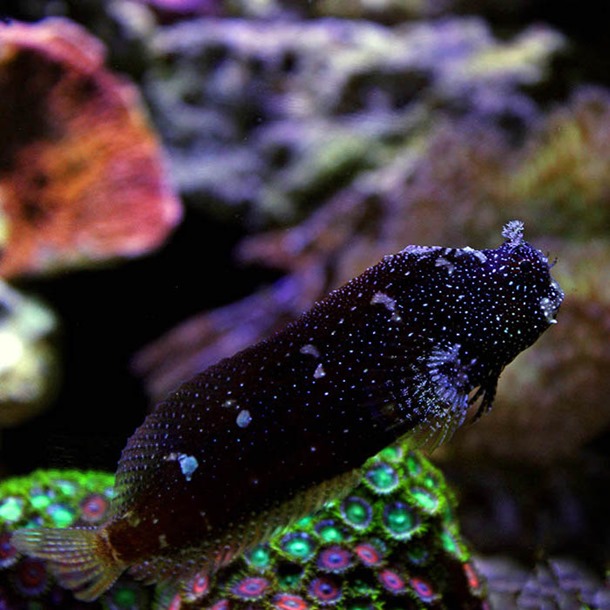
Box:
[0,18,182,278]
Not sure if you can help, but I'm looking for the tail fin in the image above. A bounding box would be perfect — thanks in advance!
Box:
[11,527,124,601]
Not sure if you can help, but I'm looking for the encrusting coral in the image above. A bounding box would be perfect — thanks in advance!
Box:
[0,443,486,609]
[0,18,182,278]
[0,469,152,609]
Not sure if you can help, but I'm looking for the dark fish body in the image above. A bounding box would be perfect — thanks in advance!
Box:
[12,221,564,602]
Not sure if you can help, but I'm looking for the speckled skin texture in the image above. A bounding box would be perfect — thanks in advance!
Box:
[13,224,563,601]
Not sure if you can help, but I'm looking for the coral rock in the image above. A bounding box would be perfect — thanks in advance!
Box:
[0,18,182,278]
[0,280,58,428]
[143,16,562,224]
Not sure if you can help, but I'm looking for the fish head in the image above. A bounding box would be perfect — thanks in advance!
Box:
[475,220,564,361]
[445,220,564,415]
[410,220,564,426]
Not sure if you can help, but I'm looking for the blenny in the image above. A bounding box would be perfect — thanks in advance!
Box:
[12,221,563,603]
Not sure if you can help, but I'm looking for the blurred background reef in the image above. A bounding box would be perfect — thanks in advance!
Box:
[0,0,609,608]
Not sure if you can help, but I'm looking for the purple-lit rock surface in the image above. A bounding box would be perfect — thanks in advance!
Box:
[142,16,563,224]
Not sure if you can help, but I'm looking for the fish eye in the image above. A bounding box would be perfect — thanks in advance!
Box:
[518,259,533,273]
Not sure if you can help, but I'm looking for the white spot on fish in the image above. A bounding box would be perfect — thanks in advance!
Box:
[459,246,487,263]
[159,534,168,549]
[222,399,237,408]
[314,363,326,379]
[370,291,401,322]
[435,257,455,274]
[165,452,199,482]
[371,291,396,310]
[179,455,198,481]
[300,343,320,358]
[236,409,252,428]
[400,245,442,257]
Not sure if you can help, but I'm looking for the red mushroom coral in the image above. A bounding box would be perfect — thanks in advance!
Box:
[0,18,182,278]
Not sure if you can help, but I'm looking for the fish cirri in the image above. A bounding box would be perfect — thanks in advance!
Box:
[12,221,564,603]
